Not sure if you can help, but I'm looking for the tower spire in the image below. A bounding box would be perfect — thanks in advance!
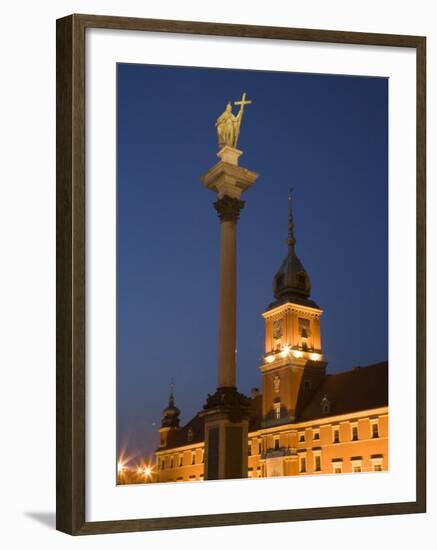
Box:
[169,378,175,406]
[287,187,296,250]
[161,379,180,429]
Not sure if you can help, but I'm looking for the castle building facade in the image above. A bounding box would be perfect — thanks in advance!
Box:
[155,198,388,482]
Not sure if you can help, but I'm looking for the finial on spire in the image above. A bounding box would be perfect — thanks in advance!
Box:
[169,378,175,407]
[287,188,296,249]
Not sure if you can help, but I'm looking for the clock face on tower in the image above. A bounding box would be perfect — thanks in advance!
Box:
[273,319,283,340]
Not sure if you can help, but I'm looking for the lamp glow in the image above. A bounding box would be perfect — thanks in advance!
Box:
[292,350,303,359]
[281,344,291,358]
[266,355,275,364]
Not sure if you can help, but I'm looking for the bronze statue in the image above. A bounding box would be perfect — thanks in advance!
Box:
[215,92,252,149]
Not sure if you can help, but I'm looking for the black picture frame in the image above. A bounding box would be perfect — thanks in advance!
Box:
[56,13,426,535]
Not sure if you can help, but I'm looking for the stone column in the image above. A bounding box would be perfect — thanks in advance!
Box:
[200,145,258,480]
[214,196,244,389]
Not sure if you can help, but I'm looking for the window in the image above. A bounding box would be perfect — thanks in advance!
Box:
[313,430,320,440]
[187,428,193,442]
[273,319,283,339]
[299,318,310,339]
[248,440,252,456]
[314,455,321,472]
[300,457,306,473]
[333,428,340,443]
[299,432,305,443]
[371,455,384,471]
[371,421,379,438]
[178,454,183,467]
[258,441,262,455]
[170,456,174,469]
[274,402,281,419]
[274,438,280,450]
[321,395,331,415]
[191,452,195,465]
[332,460,342,474]
[351,458,362,473]
[352,425,359,441]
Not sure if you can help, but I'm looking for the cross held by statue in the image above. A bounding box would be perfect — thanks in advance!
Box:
[234,92,252,108]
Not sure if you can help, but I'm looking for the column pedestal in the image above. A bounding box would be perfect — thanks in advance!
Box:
[200,388,251,480]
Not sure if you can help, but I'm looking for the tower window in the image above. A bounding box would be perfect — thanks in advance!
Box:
[187,428,193,442]
[299,318,310,339]
[274,402,281,419]
[321,395,331,415]
[273,319,283,340]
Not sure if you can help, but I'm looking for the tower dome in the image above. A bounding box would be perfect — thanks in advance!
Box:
[273,191,311,301]
[161,384,180,429]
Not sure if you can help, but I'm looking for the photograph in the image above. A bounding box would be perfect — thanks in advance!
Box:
[115,63,389,485]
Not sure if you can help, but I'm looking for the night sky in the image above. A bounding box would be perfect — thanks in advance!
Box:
[116,63,388,463]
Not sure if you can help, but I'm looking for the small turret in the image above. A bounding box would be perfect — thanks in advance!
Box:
[159,383,180,447]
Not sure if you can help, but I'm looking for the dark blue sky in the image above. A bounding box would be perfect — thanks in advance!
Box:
[116,63,388,463]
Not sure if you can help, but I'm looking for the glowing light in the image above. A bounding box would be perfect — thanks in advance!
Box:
[266,355,275,364]
[292,350,303,358]
[281,345,291,358]
[117,462,125,473]
[310,353,321,361]
[143,466,152,477]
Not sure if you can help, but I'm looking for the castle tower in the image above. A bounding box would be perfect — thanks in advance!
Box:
[260,192,327,426]
[159,384,181,448]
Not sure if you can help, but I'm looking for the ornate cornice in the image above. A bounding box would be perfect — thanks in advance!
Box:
[214,195,245,222]
[201,387,251,423]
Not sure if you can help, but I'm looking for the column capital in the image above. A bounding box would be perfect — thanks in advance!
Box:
[214,195,245,222]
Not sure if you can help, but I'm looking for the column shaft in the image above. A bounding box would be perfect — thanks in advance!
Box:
[218,220,237,388]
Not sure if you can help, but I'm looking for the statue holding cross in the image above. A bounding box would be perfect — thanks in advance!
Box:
[215,92,252,149]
